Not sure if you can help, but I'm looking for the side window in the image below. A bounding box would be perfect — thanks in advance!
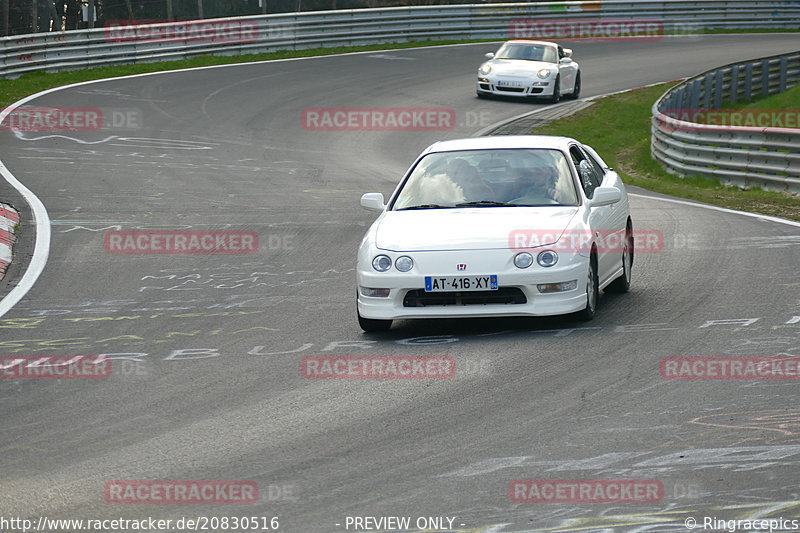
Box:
[569,146,603,199]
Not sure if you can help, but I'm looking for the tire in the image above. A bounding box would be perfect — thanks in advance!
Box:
[577,254,598,321]
[358,309,392,332]
[607,224,633,293]
[567,71,581,100]
[549,76,560,104]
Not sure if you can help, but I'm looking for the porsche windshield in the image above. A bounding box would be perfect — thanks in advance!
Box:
[392,148,579,210]
[494,43,557,62]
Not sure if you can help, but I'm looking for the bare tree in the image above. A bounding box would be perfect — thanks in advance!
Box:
[2,0,8,36]
[48,0,62,30]
[87,0,94,28]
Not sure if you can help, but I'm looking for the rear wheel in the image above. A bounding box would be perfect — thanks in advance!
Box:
[577,255,598,321]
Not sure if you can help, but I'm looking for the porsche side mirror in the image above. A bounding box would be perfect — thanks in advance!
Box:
[484,52,495,59]
[360,192,386,212]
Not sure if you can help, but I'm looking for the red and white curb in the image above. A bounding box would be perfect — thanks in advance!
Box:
[0,203,19,280]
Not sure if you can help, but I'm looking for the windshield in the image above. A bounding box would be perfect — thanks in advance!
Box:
[391,148,579,210]
[494,43,557,63]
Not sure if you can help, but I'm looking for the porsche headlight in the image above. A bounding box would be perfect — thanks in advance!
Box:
[479,63,492,75]
[537,68,551,79]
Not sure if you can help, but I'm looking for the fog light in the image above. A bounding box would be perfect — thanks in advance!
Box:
[361,287,390,297]
[537,280,578,293]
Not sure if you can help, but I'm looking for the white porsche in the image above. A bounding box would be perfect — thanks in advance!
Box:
[356,135,632,332]
[476,40,580,102]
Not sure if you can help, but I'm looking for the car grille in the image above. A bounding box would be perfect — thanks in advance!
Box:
[403,288,527,307]
[496,86,525,93]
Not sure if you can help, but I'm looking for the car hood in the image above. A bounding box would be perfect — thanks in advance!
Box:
[375,207,579,251]
[489,59,554,76]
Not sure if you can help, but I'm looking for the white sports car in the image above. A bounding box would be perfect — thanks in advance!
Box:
[476,40,580,102]
[356,135,632,332]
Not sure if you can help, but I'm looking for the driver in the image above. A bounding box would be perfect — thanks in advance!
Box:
[446,158,495,202]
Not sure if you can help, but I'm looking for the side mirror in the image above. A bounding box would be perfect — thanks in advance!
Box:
[563,48,573,58]
[484,52,495,59]
[590,187,622,207]
[360,192,386,212]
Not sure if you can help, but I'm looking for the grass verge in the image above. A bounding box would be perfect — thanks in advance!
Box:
[529,83,800,221]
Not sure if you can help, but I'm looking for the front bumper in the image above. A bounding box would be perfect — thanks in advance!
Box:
[477,78,554,97]
[357,249,588,320]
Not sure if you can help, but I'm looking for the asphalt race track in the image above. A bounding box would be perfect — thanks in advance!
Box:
[1,34,800,532]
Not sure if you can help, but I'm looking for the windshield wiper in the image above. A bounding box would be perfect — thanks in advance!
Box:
[455,201,514,207]
[396,204,453,211]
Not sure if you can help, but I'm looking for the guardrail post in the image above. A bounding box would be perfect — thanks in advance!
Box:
[761,59,770,96]
[779,56,788,92]
[730,65,739,104]
[743,62,752,101]
[714,70,723,109]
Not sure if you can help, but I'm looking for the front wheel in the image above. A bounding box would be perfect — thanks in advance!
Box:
[549,76,561,104]
[567,71,581,100]
[607,226,632,293]
[577,255,598,321]
[358,309,392,332]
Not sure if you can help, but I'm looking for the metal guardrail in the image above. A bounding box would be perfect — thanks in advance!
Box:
[651,52,800,193]
[2,1,800,79]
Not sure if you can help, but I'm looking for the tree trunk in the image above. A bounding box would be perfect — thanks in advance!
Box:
[197,0,203,18]
[87,0,94,28]
[166,0,173,21]
[31,0,38,32]
[2,0,8,36]
[49,0,62,30]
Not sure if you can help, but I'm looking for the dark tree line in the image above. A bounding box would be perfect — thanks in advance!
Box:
[3,0,482,36]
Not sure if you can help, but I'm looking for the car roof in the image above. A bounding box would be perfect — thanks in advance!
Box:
[421,135,579,155]
[505,40,558,47]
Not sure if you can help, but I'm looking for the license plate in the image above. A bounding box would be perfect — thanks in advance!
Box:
[424,275,498,292]
[497,80,523,87]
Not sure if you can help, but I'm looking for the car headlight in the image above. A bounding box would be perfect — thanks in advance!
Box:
[395,256,413,272]
[372,255,392,272]
[537,250,558,267]
[513,252,533,269]
[479,63,492,75]
[537,68,551,79]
